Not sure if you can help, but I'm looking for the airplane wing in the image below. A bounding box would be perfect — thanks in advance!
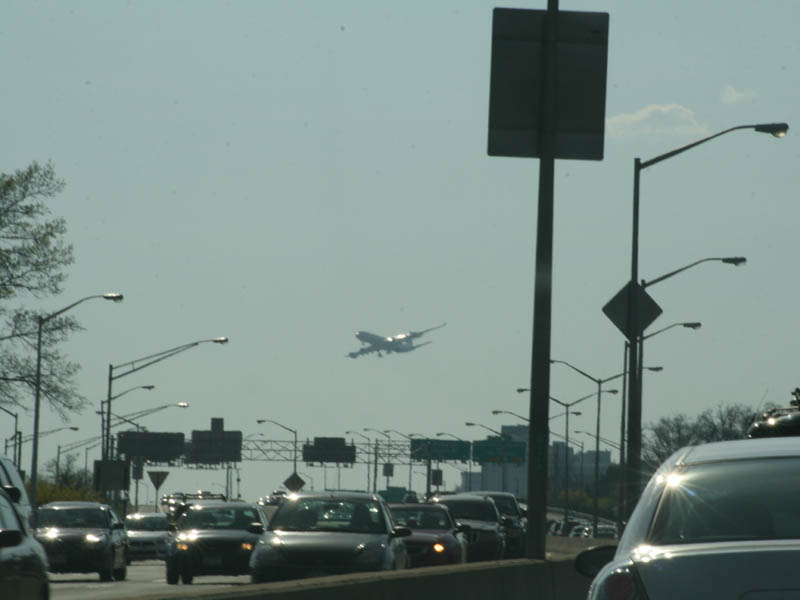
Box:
[407,322,446,340]
[409,341,432,351]
[347,345,381,359]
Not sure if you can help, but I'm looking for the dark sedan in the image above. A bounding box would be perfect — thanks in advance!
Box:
[165,500,268,584]
[431,494,507,561]
[249,492,410,582]
[389,503,467,566]
[470,491,527,557]
[0,485,49,599]
[33,501,128,581]
[125,512,170,560]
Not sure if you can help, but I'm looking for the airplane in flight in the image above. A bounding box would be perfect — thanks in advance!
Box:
[347,323,446,358]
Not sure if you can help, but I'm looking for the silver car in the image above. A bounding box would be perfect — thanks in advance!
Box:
[125,512,170,560]
[576,437,800,599]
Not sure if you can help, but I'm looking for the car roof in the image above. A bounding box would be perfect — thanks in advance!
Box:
[676,437,800,466]
[184,500,255,508]
[126,512,168,519]
[281,491,384,502]
[389,503,448,510]
[432,493,495,503]
[40,501,109,509]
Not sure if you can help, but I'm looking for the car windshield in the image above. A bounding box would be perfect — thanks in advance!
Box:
[177,506,259,531]
[37,507,107,529]
[270,498,386,533]
[648,457,800,545]
[441,500,497,522]
[126,515,170,531]
[391,507,451,530]
[488,496,519,516]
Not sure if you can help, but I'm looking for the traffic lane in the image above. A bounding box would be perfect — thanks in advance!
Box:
[49,561,250,600]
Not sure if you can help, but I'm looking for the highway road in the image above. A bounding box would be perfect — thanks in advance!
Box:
[49,561,249,600]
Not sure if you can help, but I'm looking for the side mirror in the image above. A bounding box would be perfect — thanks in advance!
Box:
[2,485,21,504]
[455,522,471,532]
[0,529,22,548]
[247,522,265,535]
[574,545,618,578]
[112,522,124,530]
[392,526,412,538]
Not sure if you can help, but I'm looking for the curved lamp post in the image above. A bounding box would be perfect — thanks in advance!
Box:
[31,292,123,507]
[436,432,472,492]
[0,406,20,468]
[364,428,391,491]
[346,430,372,492]
[626,122,787,518]
[99,384,155,456]
[465,421,509,492]
[104,336,227,460]
[257,419,298,475]
[384,430,421,492]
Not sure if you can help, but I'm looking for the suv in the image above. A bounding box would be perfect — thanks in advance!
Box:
[431,494,508,561]
[469,491,527,557]
[33,501,129,581]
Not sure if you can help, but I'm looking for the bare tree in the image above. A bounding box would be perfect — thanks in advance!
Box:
[0,162,85,417]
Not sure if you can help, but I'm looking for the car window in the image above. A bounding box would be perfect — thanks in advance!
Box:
[178,506,260,530]
[126,515,170,531]
[0,494,21,530]
[649,457,800,544]
[0,459,29,508]
[391,507,451,530]
[270,499,386,533]
[488,496,519,516]
[441,500,497,522]
[37,507,108,529]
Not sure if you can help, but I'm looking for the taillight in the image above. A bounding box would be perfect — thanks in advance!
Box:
[604,572,635,600]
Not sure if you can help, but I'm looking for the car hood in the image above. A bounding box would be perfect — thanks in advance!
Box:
[128,530,169,540]
[622,540,800,599]
[264,530,387,558]
[455,519,498,532]
[173,529,257,543]
[34,527,109,541]
[405,530,451,543]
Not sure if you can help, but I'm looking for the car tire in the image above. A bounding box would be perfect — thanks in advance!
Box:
[98,551,114,581]
[166,564,179,585]
[113,560,127,581]
[180,569,194,584]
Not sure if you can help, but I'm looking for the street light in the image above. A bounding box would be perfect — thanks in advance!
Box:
[364,429,392,490]
[465,421,510,492]
[0,405,20,468]
[491,409,529,423]
[384,430,421,492]
[104,336,227,460]
[257,419,298,475]
[99,385,155,452]
[626,122,787,519]
[436,432,473,492]
[31,292,123,507]
[346,430,371,492]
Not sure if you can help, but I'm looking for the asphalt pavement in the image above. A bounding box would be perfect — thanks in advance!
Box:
[49,561,250,600]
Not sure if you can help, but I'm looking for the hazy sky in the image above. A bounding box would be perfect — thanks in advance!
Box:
[2,0,798,502]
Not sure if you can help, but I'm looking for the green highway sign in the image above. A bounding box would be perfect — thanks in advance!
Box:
[409,438,470,462]
[472,437,526,464]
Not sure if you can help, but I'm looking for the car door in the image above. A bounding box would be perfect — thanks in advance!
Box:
[108,509,127,566]
[0,492,39,599]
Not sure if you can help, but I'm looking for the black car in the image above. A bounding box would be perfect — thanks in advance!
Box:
[0,485,49,599]
[249,492,411,582]
[431,494,508,561]
[469,491,527,557]
[125,512,171,560]
[165,500,268,584]
[33,501,128,581]
[389,502,468,566]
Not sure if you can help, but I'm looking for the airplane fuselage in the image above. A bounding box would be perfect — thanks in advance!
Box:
[355,331,414,352]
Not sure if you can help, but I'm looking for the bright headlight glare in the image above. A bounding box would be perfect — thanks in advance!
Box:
[176,542,190,551]
[45,528,59,539]
[85,533,103,543]
[241,542,254,551]
[433,543,445,553]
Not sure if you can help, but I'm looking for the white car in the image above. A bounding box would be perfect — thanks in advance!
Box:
[576,437,800,599]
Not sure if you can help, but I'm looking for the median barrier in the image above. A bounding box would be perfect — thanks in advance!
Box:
[135,553,593,600]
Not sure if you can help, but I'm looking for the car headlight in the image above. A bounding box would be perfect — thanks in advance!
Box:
[85,533,104,543]
[433,543,446,553]
[176,542,190,551]
[241,542,254,551]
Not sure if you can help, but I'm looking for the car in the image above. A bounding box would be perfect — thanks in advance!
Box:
[249,491,410,582]
[576,437,800,599]
[165,500,268,584]
[389,502,468,566]
[469,491,527,557]
[0,485,49,599]
[33,501,128,581]
[125,512,171,560]
[0,456,33,527]
[430,494,508,561]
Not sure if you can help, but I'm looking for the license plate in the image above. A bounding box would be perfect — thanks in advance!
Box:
[203,555,223,568]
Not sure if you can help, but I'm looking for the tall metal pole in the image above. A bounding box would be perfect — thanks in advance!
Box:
[618,341,628,530]
[526,0,558,561]
[29,318,44,508]
[593,380,602,536]
[564,409,570,525]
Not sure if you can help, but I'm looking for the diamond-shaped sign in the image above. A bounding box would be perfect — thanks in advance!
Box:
[283,472,305,492]
[603,281,662,340]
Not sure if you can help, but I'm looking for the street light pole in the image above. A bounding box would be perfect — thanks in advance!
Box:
[0,406,19,467]
[31,293,123,508]
[364,428,391,491]
[257,419,298,474]
[104,337,227,461]
[384,430,421,493]
[346,430,371,492]
[465,421,508,492]
[625,122,787,519]
[436,432,472,492]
